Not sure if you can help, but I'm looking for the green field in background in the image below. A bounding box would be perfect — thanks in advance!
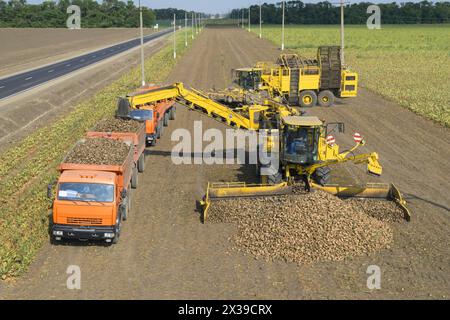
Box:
[252,24,450,127]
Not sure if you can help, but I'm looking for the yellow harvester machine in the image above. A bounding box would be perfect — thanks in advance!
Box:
[117,82,410,221]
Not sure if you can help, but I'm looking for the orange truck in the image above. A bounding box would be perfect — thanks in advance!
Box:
[50,122,145,244]
[120,85,176,146]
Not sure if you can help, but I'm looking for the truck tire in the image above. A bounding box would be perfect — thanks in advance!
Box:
[312,166,331,186]
[138,153,145,173]
[163,112,169,127]
[318,90,335,107]
[156,122,162,139]
[299,90,317,108]
[121,203,128,221]
[112,214,121,244]
[125,191,132,220]
[131,167,138,189]
[169,107,176,120]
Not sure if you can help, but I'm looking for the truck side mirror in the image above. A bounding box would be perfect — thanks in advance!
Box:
[47,184,53,199]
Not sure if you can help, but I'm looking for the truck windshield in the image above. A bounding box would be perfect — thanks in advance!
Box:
[129,109,153,121]
[58,183,114,202]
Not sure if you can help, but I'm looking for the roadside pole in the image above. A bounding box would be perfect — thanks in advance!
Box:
[281,1,285,51]
[139,0,145,86]
[340,0,345,66]
[185,12,188,47]
[259,1,262,38]
[192,12,195,39]
[248,7,251,32]
[173,14,176,59]
[196,13,199,34]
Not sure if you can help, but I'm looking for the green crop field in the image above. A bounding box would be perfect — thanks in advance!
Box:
[0,30,194,279]
[252,24,450,127]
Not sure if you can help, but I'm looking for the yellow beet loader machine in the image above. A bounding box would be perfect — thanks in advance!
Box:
[209,46,358,108]
[117,82,410,221]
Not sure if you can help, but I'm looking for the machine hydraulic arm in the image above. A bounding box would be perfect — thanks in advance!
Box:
[123,82,260,130]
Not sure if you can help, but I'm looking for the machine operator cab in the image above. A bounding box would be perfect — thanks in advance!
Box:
[281,116,323,165]
[235,68,263,91]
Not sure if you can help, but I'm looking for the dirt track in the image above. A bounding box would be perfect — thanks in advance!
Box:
[1,28,449,299]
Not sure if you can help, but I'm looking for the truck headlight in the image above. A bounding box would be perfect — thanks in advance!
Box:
[104,233,115,238]
[53,231,63,236]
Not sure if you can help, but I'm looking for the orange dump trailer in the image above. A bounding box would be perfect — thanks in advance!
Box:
[50,138,135,244]
[126,85,176,146]
[86,121,147,175]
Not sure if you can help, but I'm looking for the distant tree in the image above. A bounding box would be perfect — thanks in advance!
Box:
[231,1,450,25]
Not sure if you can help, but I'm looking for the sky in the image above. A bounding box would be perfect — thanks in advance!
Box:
[26,1,428,14]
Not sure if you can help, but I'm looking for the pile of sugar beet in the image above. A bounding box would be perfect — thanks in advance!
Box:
[207,190,405,264]
[64,118,141,165]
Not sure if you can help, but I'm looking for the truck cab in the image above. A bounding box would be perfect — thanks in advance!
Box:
[51,170,123,242]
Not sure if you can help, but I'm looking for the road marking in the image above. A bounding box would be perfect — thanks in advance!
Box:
[25,77,32,80]
[93,55,96,57]
[80,59,85,62]
[48,69,54,73]
[0,86,5,89]
[66,64,71,67]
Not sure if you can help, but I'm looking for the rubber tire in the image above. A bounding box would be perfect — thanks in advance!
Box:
[159,121,164,137]
[312,166,331,186]
[125,191,131,220]
[299,90,318,108]
[137,153,145,173]
[156,122,162,139]
[169,107,176,120]
[131,167,138,189]
[318,90,335,107]
[163,112,169,127]
[112,214,121,244]
[121,202,128,221]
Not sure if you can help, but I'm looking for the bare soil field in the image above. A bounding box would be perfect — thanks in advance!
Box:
[0,28,157,77]
[1,28,449,299]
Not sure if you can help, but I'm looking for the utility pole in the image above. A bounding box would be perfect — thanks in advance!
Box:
[241,9,244,28]
[185,12,188,47]
[248,7,251,32]
[196,13,199,34]
[173,14,176,59]
[259,1,262,38]
[139,0,145,86]
[192,12,195,39]
[340,0,345,66]
[281,1,285,51]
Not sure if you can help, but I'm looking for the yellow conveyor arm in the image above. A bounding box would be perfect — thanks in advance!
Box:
[127,83,254,130]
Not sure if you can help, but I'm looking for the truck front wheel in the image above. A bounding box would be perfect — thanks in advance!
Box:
[112,215,121,244]
[131,167,138,189]
[138,153,145,173]
[169,107,176,120]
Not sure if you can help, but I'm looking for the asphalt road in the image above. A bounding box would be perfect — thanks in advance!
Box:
[0,28,172,100]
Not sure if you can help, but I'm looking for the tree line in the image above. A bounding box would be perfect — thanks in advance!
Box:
[229,1,450,24]
[0,0,203,28]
